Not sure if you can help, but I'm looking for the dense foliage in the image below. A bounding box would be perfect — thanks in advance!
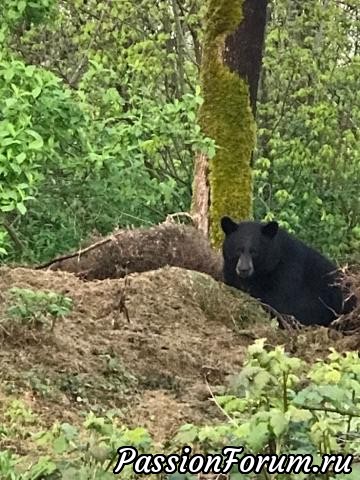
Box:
[255,0,360,259]
[0,0,359,262]
[1,0,213,261]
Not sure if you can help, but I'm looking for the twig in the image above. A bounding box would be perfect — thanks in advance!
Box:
[68,3,107,86]
[303,405,360,418]
[203,370,238,427]
[112,275,131,327]
[165,212,194,224]
[2,220,24,251]
[259,301,302,331]
[35,236,115,270]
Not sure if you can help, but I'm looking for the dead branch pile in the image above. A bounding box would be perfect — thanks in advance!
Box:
[36,222,223,282]
[333,266,360,334]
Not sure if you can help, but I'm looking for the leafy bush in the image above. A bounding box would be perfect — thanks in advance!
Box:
[1,1,215,262]
[254,0,360,260]
[12,77,215,262]
[1,408,155,479]
[0,53,91,257]
[172,339,360,479]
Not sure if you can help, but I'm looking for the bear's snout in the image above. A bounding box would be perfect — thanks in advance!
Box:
[236,256,254,278]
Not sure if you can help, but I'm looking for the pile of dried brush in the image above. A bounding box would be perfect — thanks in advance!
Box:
[36,219,223,282]
[332,266,360,334]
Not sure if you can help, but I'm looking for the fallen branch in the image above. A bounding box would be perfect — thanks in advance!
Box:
[36,236,114,270]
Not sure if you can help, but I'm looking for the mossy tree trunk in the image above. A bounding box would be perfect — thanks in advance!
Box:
[191,0,268,248]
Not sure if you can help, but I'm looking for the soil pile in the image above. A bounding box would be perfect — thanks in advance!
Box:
[0,265,356,445]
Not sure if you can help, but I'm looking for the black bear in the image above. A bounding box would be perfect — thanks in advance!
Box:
[220,216,351,327]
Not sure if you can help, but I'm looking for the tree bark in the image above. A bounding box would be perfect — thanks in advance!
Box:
[191,152,209,236]
[191,0,268,247]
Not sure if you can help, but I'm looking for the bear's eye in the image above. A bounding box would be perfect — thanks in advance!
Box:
[227,253,238,261]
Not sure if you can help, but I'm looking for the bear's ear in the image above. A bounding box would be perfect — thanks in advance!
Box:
[261,221,278,238]
[221,216,238,235]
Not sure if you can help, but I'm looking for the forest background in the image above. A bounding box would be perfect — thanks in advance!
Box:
[0,0,359,263]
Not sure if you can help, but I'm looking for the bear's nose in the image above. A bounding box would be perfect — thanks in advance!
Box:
[236,266,253,278]
[236,257,254,278]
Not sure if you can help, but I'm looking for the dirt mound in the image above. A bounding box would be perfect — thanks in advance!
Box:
[0,266,265,439]
[36,222,223,282]
[0,266,357,447]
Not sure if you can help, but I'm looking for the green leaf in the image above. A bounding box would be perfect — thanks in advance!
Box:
[269,409,289,437]
[4,68,15,82]
[173,424,198,444]
[338,464,360,480]
[31,86,42,98]
[288,406,312,422]
[17,202,26,215]
[18,0,27,13]
[246,421,269,451]
[52,435,69,454]
[28,137,44,150]
[16,152,26,163]
[1,204,15,212]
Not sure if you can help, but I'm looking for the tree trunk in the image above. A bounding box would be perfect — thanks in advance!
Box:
[191,0,268,248]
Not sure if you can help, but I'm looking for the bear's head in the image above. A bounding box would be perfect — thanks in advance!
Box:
[220,216,280,278]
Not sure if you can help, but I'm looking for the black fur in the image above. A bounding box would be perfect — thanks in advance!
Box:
[221,217,351,327]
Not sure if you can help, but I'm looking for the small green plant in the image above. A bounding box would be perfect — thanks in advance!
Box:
[0,402,158,479]
[3,399,37,444]
[0,450,21,480]
[3,287,73,333]
[31,412,154,479]
[5,399,36,425]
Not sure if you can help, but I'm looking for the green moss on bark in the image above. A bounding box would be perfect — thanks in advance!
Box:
[199,0,256,248]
